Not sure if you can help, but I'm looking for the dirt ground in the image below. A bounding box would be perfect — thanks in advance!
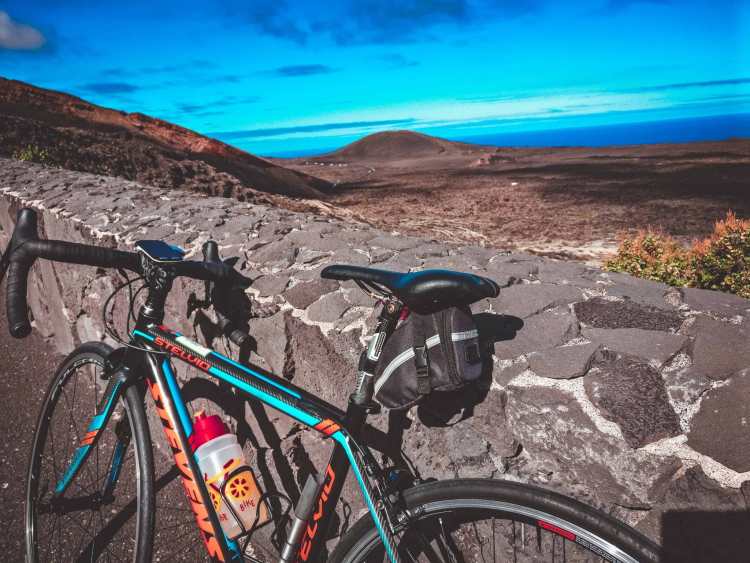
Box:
[278,135,750,262]
[0,314,60,559]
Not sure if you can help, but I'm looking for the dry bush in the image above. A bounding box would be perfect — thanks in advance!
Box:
[605,211,750,298]
[689,211,750,298]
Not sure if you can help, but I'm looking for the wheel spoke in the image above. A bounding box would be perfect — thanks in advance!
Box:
[72,510,95,561]
[60,384,98,490]
[44,514,59,559]
[92,367,100,501]
[434,516,463,563]
[492,516,496,563]
[403,525,444,562]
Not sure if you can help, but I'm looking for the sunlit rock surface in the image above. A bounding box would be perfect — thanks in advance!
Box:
[2,158,749,559]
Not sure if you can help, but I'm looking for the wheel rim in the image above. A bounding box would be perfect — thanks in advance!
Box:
[343,497,643,563]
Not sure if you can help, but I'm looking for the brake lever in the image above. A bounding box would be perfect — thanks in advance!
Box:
[186,292,209,318]
[200,241,252,348]
[223,256,240,268]
[186,241,222,320]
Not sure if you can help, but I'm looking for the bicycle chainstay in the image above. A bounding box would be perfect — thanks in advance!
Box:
[349,441,402,562]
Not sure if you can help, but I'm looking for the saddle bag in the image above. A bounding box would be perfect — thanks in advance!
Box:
[373,306,483,410]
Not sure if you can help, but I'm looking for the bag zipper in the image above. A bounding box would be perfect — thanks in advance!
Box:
[437,310,461,385]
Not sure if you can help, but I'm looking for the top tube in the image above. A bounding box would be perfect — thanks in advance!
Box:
[133,324,346,423]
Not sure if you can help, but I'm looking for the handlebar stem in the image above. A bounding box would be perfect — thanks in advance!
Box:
[137,257,176,327]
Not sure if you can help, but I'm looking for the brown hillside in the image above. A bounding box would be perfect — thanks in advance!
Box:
[282,131,750,261]
[0,78,331,199]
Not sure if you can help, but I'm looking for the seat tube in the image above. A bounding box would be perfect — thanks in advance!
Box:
[350,299,403,405]
[143,352,239,562]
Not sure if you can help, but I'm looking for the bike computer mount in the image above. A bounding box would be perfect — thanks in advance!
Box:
[135,240,185,263]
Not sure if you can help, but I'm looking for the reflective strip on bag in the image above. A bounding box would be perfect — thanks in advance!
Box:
[451,329,479,341]
[374,330,478,396]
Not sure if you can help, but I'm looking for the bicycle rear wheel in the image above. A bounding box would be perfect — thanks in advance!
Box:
[330,478,660,563]
[25,342,155,562]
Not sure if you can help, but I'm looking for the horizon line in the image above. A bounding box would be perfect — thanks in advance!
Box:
[252,112,750,158]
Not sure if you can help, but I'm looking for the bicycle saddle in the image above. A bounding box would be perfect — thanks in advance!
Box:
[321,264,500,314]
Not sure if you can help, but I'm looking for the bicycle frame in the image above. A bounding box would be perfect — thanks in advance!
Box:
[52,323,397,563]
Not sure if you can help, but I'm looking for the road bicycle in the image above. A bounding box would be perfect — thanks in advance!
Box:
[0,207,661,562]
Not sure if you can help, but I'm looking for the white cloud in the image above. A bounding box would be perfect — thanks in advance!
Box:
[0,11,45,50]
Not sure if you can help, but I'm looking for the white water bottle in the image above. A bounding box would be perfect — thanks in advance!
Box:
[190,412,269,538]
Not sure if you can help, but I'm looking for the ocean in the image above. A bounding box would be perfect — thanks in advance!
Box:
[454,113,750,149]
[264,113,750,158]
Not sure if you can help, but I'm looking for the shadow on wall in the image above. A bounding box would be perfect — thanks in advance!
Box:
[363,312,524,470]
[419,311,523,427]
[154,286,526,553]
[179,377,307,548]
[661,510,750,562]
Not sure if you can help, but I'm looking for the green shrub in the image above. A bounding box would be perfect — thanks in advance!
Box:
[605,211,750,299]
[13,144,50,164]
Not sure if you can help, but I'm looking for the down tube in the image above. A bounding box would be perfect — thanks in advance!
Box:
[144,353,241,562]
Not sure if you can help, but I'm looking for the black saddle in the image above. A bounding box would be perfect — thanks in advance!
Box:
[321,264,500,314]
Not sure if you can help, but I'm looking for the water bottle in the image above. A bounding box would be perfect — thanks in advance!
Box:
[190,411,269,538]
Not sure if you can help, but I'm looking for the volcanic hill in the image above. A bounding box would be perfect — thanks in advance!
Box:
[325,130,481,161]
[0,78,331,200]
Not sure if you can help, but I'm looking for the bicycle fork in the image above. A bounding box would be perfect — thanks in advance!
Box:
[53,358,134,498]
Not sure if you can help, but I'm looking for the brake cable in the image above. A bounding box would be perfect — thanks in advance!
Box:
[101,271,166,354]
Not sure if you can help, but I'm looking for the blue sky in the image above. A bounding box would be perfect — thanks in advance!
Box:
[1,0,749,155]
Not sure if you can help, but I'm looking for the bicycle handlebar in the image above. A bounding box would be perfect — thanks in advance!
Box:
[1,208,251,339]
[1,208,141,338]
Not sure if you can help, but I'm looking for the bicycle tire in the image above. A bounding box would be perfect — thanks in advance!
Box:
[25,342,155,562]
[329,478,661,563]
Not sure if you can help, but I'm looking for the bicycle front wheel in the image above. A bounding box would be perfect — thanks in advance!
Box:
[25,342,155,562]
[330,478,660,563]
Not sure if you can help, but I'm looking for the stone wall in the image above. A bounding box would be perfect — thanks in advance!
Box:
[2,158,750,559]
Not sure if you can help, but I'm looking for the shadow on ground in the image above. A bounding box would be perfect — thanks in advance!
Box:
[661,510,750,562]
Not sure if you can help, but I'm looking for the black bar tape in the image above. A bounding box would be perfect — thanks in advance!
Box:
[172,261,251,288]
[6,258,33,338]
[24,240,140,271]
[5,240,140,339]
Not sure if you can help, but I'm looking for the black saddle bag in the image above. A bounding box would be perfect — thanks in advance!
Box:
[373,306,483,410]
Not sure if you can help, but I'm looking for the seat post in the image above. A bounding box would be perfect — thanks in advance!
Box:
[350,298,403,407]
